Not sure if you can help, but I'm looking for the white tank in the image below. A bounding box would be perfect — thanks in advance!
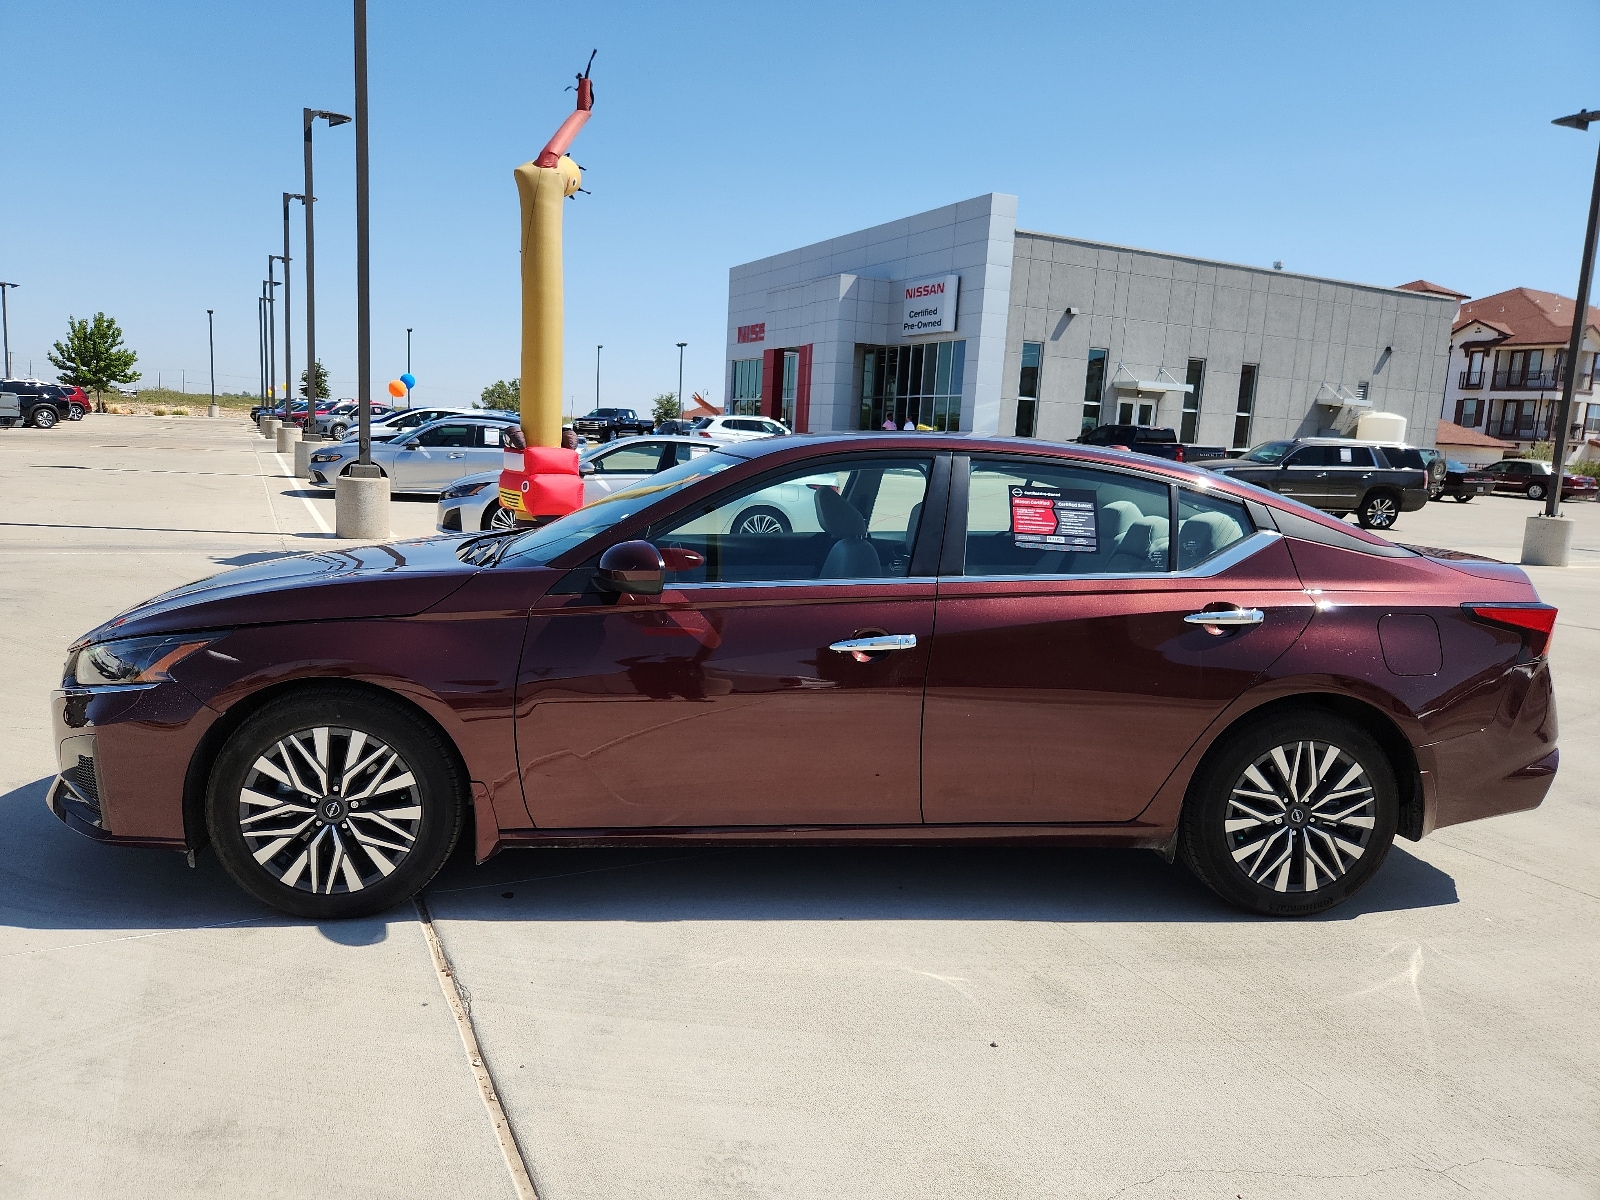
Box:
[1357,411,1408,444]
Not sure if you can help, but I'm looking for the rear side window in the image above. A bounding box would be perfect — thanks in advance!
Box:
[1177,490,1253,569]
[965,459,1172,576]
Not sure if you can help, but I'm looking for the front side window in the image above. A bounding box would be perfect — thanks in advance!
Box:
[649,457,933,584]
[965,459,1172,576]
[592,442,667,473]
[415,423,474,448]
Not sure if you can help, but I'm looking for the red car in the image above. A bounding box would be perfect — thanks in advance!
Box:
[1480,458,1598,502]
[48,434,1558,920]
[59,384,91,420]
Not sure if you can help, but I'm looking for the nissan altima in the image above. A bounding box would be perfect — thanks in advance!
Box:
[49,434,1558,919]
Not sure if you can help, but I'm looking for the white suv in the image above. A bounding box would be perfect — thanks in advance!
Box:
[689,414,789,442]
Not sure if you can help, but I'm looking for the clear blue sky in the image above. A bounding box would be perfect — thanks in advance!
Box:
[5,0,1599,410]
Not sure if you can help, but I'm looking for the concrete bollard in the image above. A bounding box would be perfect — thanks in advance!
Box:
[262,417,280,439]
[276,425,300,456]
[1521,514,1574,567]
[335,464,390,539]
[208,404,220,418]
[292,438,318,479]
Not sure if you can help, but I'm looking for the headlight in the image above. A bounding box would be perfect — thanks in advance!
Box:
[310,450,342,463]
[440,479,493,500]
[69,633,219,687]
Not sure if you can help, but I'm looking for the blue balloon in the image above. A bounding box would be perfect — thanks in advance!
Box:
[400,373,416,390]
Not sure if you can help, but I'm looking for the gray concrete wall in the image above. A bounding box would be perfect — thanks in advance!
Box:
[1001,233,1456,449]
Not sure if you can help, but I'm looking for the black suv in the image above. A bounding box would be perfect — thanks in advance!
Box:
[571,407,653,443]
[0,379,72,429]
[1206,437,1430,530]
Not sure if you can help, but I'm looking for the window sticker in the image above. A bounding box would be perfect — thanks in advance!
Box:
[1339,447,1353,463]
[1010,485,1098,553]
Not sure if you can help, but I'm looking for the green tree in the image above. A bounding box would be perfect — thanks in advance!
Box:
[299,360,330,400]
[481,378,520,411]
[651,391,681,424]
[47,313,140,412]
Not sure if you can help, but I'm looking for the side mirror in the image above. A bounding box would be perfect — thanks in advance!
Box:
[402,440,420,451]
[596,540,665,596]
[580,461,596,476]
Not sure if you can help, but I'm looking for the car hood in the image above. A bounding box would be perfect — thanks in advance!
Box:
[82,537,479,642]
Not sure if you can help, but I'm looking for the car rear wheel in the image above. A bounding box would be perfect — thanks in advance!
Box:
[1178,712,1398,917]
[1453,493,1472,503]
[31,407,58,430]
[206,688,464,919]
[68,404,86,421]
[1527,482,1547,501]
[1427,484,1443,501]
[484,504,517,530]
[731,505,792,535]
[1356,491,1398,530]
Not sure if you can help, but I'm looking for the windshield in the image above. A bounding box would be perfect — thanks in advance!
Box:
[497,451,741,566]
[1241,441,1292,464]
[1446,460,1467,473]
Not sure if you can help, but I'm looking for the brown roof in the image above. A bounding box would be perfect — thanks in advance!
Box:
[1434,419,1513,449]
[1397,279,1470,300]
[1452,287,1600,346]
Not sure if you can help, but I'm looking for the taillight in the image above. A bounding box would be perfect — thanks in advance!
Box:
[1465,603,1558,657]
[1173,445,1186,462]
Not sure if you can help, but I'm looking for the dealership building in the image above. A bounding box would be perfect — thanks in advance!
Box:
[724,193,1455,449]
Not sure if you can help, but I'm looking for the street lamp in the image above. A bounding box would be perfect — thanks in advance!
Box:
[257,287,267,403]
[0,282,16,379]
[303,106,351,426]
[282,193,304,434]
[206,309,217,417]
[596,344,602,409]
[266,257,283,405]
[676,341,687,421]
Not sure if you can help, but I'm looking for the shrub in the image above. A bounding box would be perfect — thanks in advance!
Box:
[152,407,168,416]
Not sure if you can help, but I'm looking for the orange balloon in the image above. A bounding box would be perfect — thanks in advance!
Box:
[387,379,406,398]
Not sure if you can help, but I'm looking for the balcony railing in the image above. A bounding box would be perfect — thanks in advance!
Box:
[1488,366,1597,391]
[1459,370,1484,389]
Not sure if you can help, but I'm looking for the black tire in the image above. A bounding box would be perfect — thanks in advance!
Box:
[206,687,465,919]
[483,504,517,530]
[1453,493,1472,503]
[330,422,348,438]
[1178,711,1398,917]
[731,504,791,535]
[31,406,58,430]
[1427,484,1443,501]
[68,404,86,421]
[1356,490,1399,530]
[1526,482,1546,502]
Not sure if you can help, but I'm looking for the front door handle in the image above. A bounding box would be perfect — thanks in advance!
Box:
[448,452,466,459]
[830,634,917,659]
[1184,608,1264,630]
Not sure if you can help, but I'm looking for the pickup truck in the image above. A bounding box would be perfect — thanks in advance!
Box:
[571,407,654,443]
[1205,437,1429,531]
[1077,424,1228,463]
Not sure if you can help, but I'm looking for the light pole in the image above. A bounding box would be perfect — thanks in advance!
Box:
[266,258,281,408]
[0,282,16,378]
[282,194,303,434]
[257,289,267,403]
[406,326,413,408]
[595,344,602,409]
[676,341,687,421]
[206,309,217,417]
[303,106,351,424]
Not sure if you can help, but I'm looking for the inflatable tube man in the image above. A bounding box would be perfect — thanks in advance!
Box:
[499,55,594,522]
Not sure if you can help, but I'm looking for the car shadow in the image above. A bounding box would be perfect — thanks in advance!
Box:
[0,775,1458,937]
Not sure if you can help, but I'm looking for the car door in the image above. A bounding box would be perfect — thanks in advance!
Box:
[583,440,675,503]
[515,452,945,828]
[1323,444,1376,510]
[921,455,1314,824]
[393,421,477,491]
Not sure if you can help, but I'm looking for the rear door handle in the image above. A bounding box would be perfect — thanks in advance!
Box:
[830,634,917,656]
[1184,608,1264,628]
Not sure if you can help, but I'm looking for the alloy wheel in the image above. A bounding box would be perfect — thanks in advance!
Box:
[1362,497,1396,527]
[1225,740,1376,894]
[238,726,423,895]
[487,505,518,530]
[1527,483,1546,501]
[739,513,784,534]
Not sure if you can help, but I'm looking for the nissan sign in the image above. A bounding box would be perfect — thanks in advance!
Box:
[901,274,959,336]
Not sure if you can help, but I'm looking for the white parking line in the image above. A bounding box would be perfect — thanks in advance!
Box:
[274,452,333,534]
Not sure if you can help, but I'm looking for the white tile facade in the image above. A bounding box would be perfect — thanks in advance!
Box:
[726,196,1456,446]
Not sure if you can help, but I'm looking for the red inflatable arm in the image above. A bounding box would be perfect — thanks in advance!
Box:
[535,52,595,168]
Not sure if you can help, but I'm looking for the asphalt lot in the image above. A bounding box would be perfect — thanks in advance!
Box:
[2,415,1597,1199]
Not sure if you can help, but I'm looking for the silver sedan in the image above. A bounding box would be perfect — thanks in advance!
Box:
[435,434,729,533]
[307,416,514,493]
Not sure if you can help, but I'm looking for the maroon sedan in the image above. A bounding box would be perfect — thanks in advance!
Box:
[1480,458,1598,502]
[49,434,1559,919]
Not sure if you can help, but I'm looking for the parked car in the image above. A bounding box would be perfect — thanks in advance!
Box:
[655,418,701,436]
[51,432,1558,921]
[58,384,91,420]
[1206,438,1430,530]
[1414,447,1447,498]
[571,407,654,442]
[1479,458,1598,502]
[0,379,72,429]
[307,416,516,492]
[1077,424,1228,463]
[315,401,394,438]
[436,435,730,533]
[688,414,790,442]
[1439,461,1495,503]
[0,390,21,428]
[342,406,503,444]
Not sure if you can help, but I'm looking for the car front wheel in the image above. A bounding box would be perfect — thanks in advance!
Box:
[1454,493,1472,503]
[330,423,348,438]
[1178,712,1398,917]
[1527,482,1547,501]
[31,407,59,430]
[731,505,792,535]
[484,504,517,530]
[1356,491,1398,530]
[206,687,464,919]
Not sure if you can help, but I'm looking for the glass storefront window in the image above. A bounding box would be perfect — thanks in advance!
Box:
[1015,342,1042,437]
[1081,348,1108,434]
[1233,364,1258,450]
[1181,359,1204,443]
[857,340,965,431]
[730,358,762,417]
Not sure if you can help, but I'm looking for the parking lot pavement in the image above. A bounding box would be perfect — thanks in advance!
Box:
[2,418,1596,1198]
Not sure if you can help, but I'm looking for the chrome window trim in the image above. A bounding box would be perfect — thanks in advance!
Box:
[658,576,940,593]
